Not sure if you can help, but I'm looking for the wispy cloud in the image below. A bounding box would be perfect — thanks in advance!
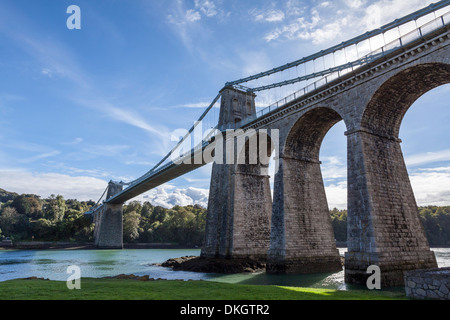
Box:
[253,9,286,22]
[61,138,83,146]
[405,149,450,167]
[19,151,61,164]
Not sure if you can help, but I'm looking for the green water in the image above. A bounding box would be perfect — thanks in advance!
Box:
[0,248,448,290]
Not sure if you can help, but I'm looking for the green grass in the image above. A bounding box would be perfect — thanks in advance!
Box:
[0,278,408,300]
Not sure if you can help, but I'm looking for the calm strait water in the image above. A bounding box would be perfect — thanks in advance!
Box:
[0,248,449,290]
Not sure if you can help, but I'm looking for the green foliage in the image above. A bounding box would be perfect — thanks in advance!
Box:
[2,186,448,248]
[0,207,30,241]
[43,194,67,222]
[418,206,450,246]
[328,206,450,246]
[122,203,207,246]
[330,208,347,242]
[0,191,94,242]
[0,188,207,245]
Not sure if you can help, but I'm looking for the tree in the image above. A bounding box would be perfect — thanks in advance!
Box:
[124,201,142,215]
[43,195,67,222]
[330,208,347,242]
[0,207,30,240]
[123,211,141,242]
[151,206,167,224]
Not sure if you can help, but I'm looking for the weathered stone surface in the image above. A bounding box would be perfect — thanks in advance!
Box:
[404,268,450,300]
[202,88,272,261]
[93,181,124,249]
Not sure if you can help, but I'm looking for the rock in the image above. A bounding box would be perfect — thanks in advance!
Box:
[427,290,439,299]
[103,274,159,281]
[159,256,266,274]
[415,288,426,297]
[439,283,449,295]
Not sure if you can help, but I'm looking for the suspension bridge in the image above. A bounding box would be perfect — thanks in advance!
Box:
[88,1,450,287]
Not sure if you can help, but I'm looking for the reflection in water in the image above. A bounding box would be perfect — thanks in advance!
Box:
[0,248,448,291]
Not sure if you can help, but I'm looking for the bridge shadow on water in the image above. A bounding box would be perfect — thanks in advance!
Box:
[206,268,406,296]
[209,267,347,289]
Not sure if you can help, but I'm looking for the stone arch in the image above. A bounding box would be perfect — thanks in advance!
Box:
[283,106,344,161]
[361,62,450,138]
[267,106,345,274]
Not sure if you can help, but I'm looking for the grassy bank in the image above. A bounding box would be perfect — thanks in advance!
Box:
[0,278,407,300]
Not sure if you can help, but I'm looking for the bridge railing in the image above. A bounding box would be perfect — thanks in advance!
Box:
[226,0,450,92]
[247,6,450,122]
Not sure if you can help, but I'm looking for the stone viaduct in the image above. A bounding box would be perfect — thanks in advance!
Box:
[201,26,450,287]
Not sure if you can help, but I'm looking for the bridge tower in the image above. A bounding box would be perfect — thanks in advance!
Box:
[93,181,124,249]
[201,87,273,261]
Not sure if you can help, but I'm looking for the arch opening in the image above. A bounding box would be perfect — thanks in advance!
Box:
[267,106,346,274]
[361,63,450,139]
[399,84,450,254]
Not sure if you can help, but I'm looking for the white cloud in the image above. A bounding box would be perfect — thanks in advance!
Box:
[410,167,450,206]
[186,9,201,22]
[325,181,348,210]
[133,184,209,208]
[321,156,347,180]
[262,0,437,45]
[254,10,285,23]
[0,170,107,201]
[194,0,218,17]
[40,68,52,77]
[344,0,365,9]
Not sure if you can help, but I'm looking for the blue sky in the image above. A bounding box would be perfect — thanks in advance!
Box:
[0,0,449,209]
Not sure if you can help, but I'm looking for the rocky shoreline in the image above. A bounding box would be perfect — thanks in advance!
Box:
[156,256,267,274]
[157,255,346,274]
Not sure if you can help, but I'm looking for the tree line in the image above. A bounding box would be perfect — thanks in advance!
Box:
[1,188,449,246]
[330,206,450,246]
[0,188,206,246]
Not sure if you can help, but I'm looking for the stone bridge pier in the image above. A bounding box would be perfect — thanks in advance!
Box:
[201,87,273,261]
[93,181,124,249]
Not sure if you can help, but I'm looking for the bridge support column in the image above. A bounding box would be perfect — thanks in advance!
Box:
[267,156,342,274]
[202,161,272,260]
[93,181,124,249]
[345,129,437,287]
[201,86,272,261]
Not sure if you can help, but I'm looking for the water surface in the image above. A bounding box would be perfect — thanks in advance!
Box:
[1,247,448,291]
